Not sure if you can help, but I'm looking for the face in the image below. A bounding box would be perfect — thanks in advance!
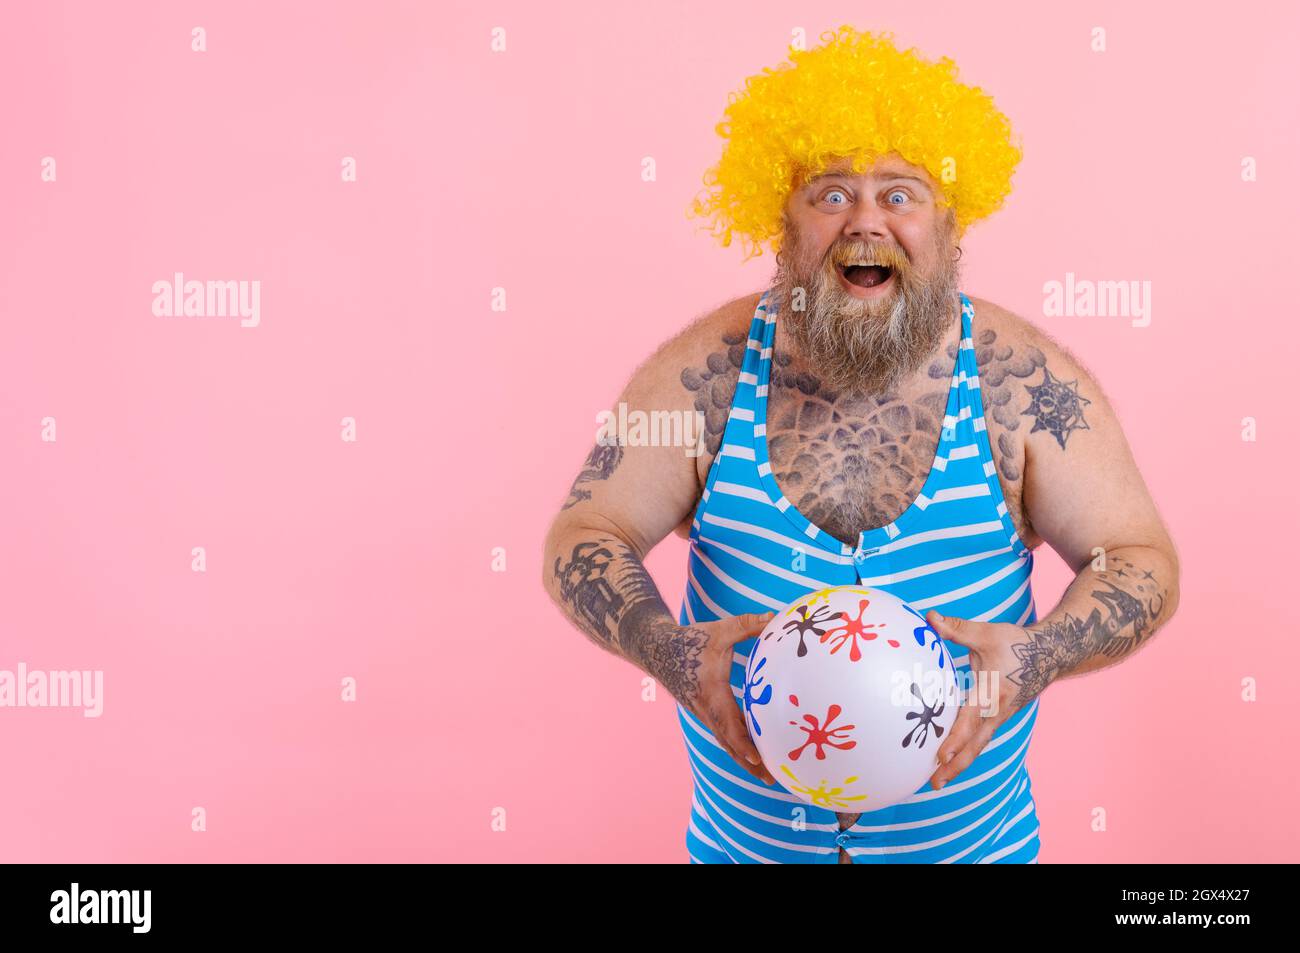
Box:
[772,153,961,397]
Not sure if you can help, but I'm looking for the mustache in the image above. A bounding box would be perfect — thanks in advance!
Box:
[828,241,911,272]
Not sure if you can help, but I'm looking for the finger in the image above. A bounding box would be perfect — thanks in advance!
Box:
[721,611,777,646]
[928,611,980,650]
[932,718,1000,789]
[930,693,983,784]
[704,703,754,775]
[715,701,777,786]
[718,736,772,785]
[717,739,755,781]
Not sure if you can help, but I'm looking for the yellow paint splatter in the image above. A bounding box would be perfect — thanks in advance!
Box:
[780,764,870,810]
[786,587,872,617]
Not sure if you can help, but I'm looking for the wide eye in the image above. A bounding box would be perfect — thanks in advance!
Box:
[886,189,909,206]
[822,188,849,206]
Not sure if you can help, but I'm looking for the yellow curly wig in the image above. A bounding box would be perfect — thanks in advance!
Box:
[688,26,1022,260]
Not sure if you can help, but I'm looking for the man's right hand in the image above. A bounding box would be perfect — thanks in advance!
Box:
[668,611,778,787]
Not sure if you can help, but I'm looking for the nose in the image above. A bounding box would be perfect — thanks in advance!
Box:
[841,199,891,244]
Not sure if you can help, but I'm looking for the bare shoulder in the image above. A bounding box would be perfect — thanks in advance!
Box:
[967,295,1110,445]
[623,290,757,452]
[964,296,1110,549]
[615,292,754,421]
[627,291,755,385]
[963,297,1044,480]
[969,299,1173,569]
[556,293,760,546]
[968,296,1103,389]
[673,292,761,453]
[642,292,760,535]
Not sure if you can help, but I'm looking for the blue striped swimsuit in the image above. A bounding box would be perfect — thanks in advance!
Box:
[675,289,1042,864]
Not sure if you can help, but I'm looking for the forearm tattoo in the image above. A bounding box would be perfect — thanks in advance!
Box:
[552,536,706,702]
[1006,553,1170,707]
[561,441,623,509]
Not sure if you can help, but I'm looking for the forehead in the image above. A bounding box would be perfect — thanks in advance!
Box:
[804,153,935,186]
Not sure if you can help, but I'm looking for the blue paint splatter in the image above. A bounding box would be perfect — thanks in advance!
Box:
[742,656,774,736]
[902,602,946,669]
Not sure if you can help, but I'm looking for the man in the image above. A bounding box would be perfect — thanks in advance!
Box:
[543,26,1179,863]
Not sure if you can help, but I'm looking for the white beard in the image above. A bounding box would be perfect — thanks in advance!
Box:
[773,239,960,397]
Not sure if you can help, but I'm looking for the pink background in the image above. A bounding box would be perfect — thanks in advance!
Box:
[1,1,1296,862]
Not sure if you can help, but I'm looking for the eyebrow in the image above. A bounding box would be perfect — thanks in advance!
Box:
[804,169,933,192]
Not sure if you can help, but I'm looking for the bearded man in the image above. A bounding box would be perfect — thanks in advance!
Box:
[543,26,1179,864]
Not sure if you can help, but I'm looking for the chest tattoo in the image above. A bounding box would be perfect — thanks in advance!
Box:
[679,320,1059,548]
[766,352,950,546]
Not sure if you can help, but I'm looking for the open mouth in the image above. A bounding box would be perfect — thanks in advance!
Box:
[837,263,894,288]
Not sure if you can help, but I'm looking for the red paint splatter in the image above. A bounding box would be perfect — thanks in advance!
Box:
[788,703,857,760]
[821,599,896,661]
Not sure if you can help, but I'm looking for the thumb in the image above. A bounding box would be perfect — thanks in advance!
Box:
[927,610,975,648]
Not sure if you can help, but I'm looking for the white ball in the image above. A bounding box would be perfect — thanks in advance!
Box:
[742,585,960,813]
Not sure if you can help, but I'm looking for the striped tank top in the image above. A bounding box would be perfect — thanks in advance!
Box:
[675,289,1042,864]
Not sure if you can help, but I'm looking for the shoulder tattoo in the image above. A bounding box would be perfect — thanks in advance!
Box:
[679,329,748,458]
[932,326,1090,483]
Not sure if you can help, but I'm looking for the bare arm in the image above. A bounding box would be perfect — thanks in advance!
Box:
[541,296,775,782]
[549,529,704,701]
[543,307,713,683]
[1010,321,1181,705]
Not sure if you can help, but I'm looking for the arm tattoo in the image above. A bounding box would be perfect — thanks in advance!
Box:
[943,326,1093,487]
[619,601,708,704]
[552,536,706,702]
[561,441,623,510]
[1022,366,1092,450]
[1006,553,1169,707]
[553,540,631,643]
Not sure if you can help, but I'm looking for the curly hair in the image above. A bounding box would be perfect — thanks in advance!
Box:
[688,26,1022,260]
